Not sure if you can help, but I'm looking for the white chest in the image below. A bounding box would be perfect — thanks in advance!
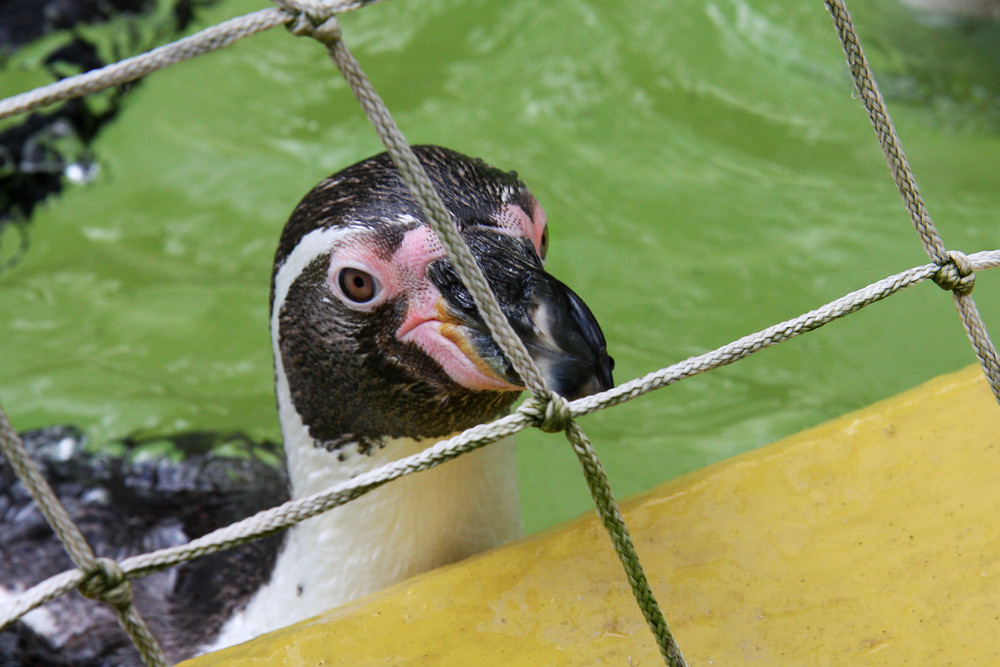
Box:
[206,434,521,653]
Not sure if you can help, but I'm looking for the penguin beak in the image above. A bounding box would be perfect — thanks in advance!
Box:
[427,232,614,400]
[515,271,615,399]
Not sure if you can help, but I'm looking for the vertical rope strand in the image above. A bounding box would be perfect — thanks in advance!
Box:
[952,293,1000,403]
[565,422,687,667]
[298,20,684,664]
[320,30,549,395]
[825,0,1000,406]
[823,0,945,263]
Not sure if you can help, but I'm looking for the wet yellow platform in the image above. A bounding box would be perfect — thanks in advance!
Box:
[183,365,999,665]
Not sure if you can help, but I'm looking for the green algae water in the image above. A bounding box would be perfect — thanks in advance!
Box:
[1,0,998,533]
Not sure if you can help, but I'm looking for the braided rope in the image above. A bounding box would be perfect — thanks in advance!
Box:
[317,30,551,397]
[0,0,386,123]
[823,1,945,263]
[6,250,999,643]
[286,18,685,665]
[575,256,994,415]
[0,411,169,667]
[0,9,284,121]
[1,408,529,626]
[564,420,686,666]
[825,0,1000,404]
[0,1,998,665]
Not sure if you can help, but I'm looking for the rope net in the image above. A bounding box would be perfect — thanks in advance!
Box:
[1,1,998,665]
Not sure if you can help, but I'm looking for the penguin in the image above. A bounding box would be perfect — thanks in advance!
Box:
[0,145,614,664]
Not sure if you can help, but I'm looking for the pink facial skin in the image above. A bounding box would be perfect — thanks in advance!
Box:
[393,224,518,391]
[328,203,547,392]
[471,197,548,264]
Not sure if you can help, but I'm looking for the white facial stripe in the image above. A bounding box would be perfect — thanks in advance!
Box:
[271,226,358,425]
[270,221,425,451]
[272,226,359,327]
[271,225,361,500]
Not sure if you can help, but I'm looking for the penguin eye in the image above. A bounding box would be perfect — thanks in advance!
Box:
[539,225,549,261]
[337,268,379,304]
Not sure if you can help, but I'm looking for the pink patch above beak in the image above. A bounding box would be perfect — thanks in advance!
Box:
[393,226,522,392]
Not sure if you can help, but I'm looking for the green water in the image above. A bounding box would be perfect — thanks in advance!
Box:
[1,0,998,533]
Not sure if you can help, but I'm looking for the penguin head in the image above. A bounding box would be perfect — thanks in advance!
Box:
[271,146,613,453]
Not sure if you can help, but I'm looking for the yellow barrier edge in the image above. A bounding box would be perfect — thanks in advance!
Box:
[183,365,999,665]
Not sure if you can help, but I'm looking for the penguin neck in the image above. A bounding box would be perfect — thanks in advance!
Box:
[278,417,522,612]
[207,371,522,652]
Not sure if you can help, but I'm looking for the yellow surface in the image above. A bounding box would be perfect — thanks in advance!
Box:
[184,366,1000,665]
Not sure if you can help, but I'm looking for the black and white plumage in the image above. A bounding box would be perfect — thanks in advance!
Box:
[0,145,614,664]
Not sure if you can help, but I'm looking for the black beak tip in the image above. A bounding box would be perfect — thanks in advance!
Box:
[599,353,615,391]
[545,349,615,400]
[588,349,616,396]
[562,286,615,399]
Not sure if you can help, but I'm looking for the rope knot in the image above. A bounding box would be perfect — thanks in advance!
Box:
[277,0,343,45]
[79,558,133,608]
[933,250,975,296]
[522,392,573,433]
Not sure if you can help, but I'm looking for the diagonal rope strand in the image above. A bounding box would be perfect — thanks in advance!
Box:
[0,9,286,121]
[950,292,1000,402]
[320,29,551,397]
[0,410,170,667]
[1,408,532,628]
[578,260,942,415]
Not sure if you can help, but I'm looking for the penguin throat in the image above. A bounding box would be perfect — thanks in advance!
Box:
[205,431,522,654]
